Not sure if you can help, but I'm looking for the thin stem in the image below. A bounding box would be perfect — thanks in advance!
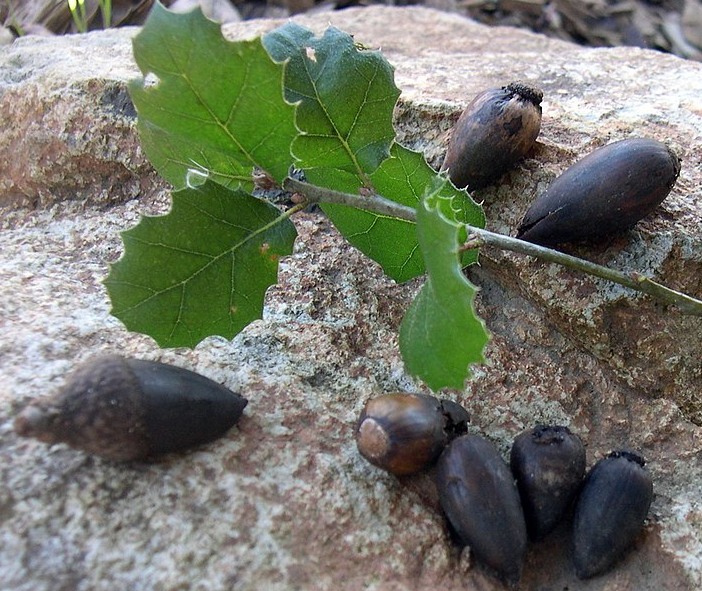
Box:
[283,178,702,316]
[279,201,307,220]
[465,228,702,316]
[67,0,87,33]
[78,0,87,32]
[98,0,111,29]
[284,177,416,221]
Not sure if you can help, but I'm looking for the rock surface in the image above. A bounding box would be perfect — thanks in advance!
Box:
[1,6,701,591]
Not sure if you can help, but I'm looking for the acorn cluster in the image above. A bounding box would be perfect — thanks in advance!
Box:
[11,363,655,587]
[356,393,653,585]
[442,82,680,247]
[12,80,673,587]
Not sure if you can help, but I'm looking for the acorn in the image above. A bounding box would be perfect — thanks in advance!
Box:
[355,393,469,476]
[572,449,653,579]
[14,355,248,461]
[442,81,543,190]
[436,434,528,585]
[517,138,681,246]
[510,425,586,540]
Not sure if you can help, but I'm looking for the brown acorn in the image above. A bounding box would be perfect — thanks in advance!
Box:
[355,393,469,476]
[572,450,653,579]
[510,425,586,540]
[442,81,543,190]
[517,138,681,246]
[436,434,528,585]
[14,355,248,461]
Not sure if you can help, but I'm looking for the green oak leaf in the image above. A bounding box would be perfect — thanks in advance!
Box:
[318,143,485,282]
[129,3,297,190]
[399,185,490,390]
[104,180,297,348]
[137,120,251,191]
[263,25,483,283]
[263,22,399,178]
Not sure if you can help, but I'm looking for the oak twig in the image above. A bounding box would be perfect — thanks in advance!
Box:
[284,177,417,221]
[464,229,702,316]
[284,177,702,317]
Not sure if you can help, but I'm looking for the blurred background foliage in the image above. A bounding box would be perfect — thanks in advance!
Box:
[0,0,700,60]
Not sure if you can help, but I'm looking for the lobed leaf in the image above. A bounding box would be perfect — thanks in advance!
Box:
[263,25,484,283]
[104,180,297,348]
[137,120,250,191]
[318,144,486,283]
[129,3,297,190]
[399,185,490,390]
[263,22,399,180]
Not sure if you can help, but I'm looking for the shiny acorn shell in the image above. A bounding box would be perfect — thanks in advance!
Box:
[510,425,586,540]
[436,434,528,585]
[14,355,248,461]
[442,81,543,190]
[572,450,653,579]
[517,138,681,246]
[355,393,469,476]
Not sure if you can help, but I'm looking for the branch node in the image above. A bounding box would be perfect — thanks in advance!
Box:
[460,235,484,252]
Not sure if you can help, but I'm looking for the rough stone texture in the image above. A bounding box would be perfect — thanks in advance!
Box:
[1,6,701,591]
[0,27,163,208]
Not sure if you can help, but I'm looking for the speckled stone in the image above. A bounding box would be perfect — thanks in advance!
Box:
[1,6,701,591]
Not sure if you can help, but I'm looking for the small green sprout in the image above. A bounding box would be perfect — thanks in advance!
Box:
[67,0,112,32]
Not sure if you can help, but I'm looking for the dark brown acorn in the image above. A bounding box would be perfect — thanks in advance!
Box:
[355,393,469,476]
[14,355,248,461]
[442,81,543,190]
[572,449,653,579]
[436,434,528,585]
[517,138,681,246]
[510,425,586,540]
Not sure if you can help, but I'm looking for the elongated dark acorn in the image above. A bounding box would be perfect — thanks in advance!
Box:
[442,81,543,190]
[14,355,248,461]
[510,425,586,540]
[572,449,653,579]
[436,434,528,584]
[517,138,681,246]
[355,392,469,476]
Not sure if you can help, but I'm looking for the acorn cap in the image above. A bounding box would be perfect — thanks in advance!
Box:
[14,355,248,461]
[439,398,470,436]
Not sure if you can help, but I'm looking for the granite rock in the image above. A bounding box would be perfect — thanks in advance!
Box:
[0,6,701,591]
